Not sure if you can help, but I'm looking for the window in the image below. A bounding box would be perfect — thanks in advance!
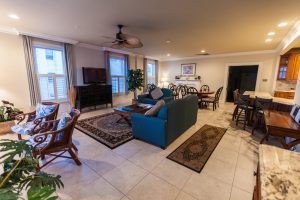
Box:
[33,47,67,102]
[278,66,287,79]
[147,60,156,84]
[110,54,126,94]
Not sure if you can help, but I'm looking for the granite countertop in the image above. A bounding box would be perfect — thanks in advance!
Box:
[259,145,300,200]
[243,91,294,105]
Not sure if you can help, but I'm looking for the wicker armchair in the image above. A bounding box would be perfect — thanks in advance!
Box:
[31,109,81,170]
[13,102,59,140]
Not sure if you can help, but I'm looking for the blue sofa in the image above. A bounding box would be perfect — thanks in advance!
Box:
[137,88,174,105]
[131,95,198,148]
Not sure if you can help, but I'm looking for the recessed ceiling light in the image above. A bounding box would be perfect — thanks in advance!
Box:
[267,32,275,36]
[265,38,272,42]
[278,22,288,27]
[165,40,171,44]
[166,53,171,56]
[201,50,206,53]
[8,14,20,20]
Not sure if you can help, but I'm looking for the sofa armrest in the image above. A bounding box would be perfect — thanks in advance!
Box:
[131,113,167,148]
[138,94,149,99]
[162,96,174,103]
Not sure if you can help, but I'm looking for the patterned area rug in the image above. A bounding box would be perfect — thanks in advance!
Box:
[167,124,227,172]
[75,113,133,149]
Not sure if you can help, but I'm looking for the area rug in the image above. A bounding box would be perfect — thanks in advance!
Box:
[75,113,133,149]
[167,124,227,173]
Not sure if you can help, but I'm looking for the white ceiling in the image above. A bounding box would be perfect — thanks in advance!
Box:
[1,0,300,59]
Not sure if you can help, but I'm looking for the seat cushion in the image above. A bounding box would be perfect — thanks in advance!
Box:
[145,100,165,116]
[36,103,56,118]
[55,113,72,141]
[11,121,36,135]
[29,134,52,150]
[150,88,164,100]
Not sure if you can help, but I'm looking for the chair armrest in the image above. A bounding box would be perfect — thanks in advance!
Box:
[37,119,60,133]
[15,111,36,124]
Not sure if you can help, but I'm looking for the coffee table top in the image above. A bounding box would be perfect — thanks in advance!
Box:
[113,103,153,114]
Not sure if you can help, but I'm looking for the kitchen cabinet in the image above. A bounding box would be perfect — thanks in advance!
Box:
[278,53,300,80]
[274,91,295,99]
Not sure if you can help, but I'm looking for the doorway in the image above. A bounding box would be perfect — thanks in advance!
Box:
[226,65,259,102]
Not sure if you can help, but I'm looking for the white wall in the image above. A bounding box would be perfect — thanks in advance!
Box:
[0,32,31,109]
[160,53,278,100]
[73,45,105,85]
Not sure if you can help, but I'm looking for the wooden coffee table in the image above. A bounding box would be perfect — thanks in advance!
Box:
[113,103,153,126]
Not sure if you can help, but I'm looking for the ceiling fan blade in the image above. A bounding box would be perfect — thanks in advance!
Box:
[111,43,123,49]
[123,41,143,48]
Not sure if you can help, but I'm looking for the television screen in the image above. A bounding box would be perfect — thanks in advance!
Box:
[82,67,106,84]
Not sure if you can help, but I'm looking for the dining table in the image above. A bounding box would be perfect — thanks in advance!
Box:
[262,110,300,149]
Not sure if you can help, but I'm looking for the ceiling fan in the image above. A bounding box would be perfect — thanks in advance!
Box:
[102,25,143,49]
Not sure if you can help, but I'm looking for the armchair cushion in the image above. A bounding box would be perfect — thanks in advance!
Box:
[29,134,52,150]
[150,87,163,100]
[11,121,36,135]
[36,103,56,118]
[55,113,72,141]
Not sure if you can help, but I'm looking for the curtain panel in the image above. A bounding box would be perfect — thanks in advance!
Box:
[155,60,159,85]
[22,35,41,106]
[64,43,75,88]
[104,51,112,84]
[124,54,129,94]
[143,58,148,92]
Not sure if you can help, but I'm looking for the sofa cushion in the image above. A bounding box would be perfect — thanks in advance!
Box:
[11,121,36,135]
[145,100,165,116]
[55,113,72,141]
[150,88,164,100]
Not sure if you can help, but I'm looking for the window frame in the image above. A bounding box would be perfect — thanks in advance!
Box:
[147,59,156,85]
[109,53,127,95]
[33,44,68,102]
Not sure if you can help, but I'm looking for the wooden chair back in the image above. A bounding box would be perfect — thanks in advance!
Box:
[233,89,239,104]
[200,85,210,92]
[187,87,198,94]
[254,97,273,111]
[178,85,188,98]
[214,87,223,101]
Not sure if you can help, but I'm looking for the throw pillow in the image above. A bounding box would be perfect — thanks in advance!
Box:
[36,103,56,118]
[150,87,164,100]
[145,100,165,116]
[55,113,72,141]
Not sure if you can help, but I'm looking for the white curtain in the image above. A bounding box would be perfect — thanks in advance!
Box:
[155,60,159,85]
[143,58,148,91]
[22,35,41,106]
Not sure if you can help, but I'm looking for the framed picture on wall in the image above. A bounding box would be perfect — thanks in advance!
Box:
[181,63,196,75]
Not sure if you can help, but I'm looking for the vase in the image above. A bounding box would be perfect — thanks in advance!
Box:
[0,120,15,134]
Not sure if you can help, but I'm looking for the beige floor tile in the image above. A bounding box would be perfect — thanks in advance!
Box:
[121,197,131,200]
[129,148,164,171]
[217,133,241,152]
[127,174,179,200]
[102,160,148,194]
[176,191,198,200]
[202,158,236,185]
[183,173,231,200]
[112,139,147,159]
[230,187,252,200]
[233,165,256,193]
[82,150,126,175]
[57,176,123,200]
[152,159,192,189]
[236,152,258,172]
[210,146,239,166]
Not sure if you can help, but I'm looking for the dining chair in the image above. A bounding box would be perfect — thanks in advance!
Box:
[200,87,223,111]
[251,97,273,135]
[187,87,198,94]
[31,109,81,170]
[178,85,188,98]
[170,84,180,99]
[234,95,251,130]
[12,102,59,140]
[233,89,239,105]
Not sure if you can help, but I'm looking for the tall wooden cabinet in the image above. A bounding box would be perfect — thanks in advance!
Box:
[278,51,300,80]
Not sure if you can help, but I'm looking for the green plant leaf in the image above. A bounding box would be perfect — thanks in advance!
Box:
[0,188,18,200]
[27,186,58,200]
[0,139,32,163]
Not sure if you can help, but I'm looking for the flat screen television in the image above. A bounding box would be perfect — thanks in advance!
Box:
[82,67,106,84]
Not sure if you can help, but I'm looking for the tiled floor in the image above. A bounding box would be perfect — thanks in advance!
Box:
[2,103,267,200]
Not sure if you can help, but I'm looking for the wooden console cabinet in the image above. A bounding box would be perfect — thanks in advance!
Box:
[74,84,113,111]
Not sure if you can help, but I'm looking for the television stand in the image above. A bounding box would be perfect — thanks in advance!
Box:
[74,84,113,111]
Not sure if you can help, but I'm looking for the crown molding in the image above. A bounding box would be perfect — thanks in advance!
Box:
[276,19,300,54]
[160,49,277,62]
[0,25,19,35]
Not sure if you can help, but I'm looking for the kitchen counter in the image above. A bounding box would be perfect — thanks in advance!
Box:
[243,91,294,105]
[259,144,300,200]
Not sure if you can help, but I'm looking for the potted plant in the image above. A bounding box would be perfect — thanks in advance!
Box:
[127,69,144,103]
[0,100,22,134]
[0,139,63,199]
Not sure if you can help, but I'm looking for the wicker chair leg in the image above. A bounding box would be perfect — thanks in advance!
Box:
[68,149,81,166]
[72,143,78,151]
